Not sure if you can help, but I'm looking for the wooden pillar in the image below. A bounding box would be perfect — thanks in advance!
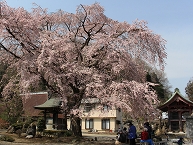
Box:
[179,111,182,132]
[168,111,171,132]
[44,109,47,129]
[53,111,58,129]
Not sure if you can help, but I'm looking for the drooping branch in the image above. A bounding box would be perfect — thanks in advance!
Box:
[0,43,21,59]
[5,27,36,56]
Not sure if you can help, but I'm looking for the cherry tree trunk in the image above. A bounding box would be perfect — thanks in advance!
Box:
[71,115,82,137]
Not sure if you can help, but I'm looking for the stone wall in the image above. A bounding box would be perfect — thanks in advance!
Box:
[185,116,193,138]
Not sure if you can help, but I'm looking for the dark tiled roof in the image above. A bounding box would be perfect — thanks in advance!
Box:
[158,91,193,112]
[34,98,61,109]
[22,92,48,117]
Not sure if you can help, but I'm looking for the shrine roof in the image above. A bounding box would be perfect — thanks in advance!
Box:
[34,97,61,110]
[158,90,193,112]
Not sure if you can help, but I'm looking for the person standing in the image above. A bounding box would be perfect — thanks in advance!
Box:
[144,122,153,139]
[128,122,137,145]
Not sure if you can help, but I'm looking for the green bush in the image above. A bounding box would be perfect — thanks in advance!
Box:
[43,130,73,137]
[60,130,73,137]
[12,122,23,132]
[0,135,15,142]
[37,118,46,132]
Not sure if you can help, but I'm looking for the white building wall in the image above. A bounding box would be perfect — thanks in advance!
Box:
[61,103,122,132]
[81,118,86,131]
[110,118,116,132]
[94,118,102,131]
[67,118,71,130]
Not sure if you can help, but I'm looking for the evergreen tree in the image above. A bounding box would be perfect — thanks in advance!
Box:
[146,71,171,103]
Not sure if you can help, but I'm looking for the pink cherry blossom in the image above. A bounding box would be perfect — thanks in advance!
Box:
[0,1,166,121]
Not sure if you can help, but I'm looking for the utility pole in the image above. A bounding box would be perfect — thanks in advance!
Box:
[0,3,1,17]
[0,3,2,18]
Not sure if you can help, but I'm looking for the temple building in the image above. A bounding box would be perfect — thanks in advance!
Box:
[158,89,193,133]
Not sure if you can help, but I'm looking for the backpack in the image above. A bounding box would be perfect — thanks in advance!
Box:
[141,131,149,140]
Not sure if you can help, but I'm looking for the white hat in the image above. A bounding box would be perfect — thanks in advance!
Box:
[144,128,148,131]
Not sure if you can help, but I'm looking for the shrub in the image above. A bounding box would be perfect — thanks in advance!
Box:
[43,130,73,137]
[0,135,15,142]
[37,118,46,132]
[12,122,23,132]
[60,130,73,137]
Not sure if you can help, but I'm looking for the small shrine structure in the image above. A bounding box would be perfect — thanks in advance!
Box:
[158,89,193,133]
[34,97,66,130]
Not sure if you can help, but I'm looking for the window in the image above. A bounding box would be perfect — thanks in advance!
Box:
[84,103,92,112]
[103,105,111,111]
[102,119,110,129]
[85,119,93,129]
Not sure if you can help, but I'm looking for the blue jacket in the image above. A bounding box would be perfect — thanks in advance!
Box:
[128,125,137,139]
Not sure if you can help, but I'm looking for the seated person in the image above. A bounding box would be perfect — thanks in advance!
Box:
[140,128,154,145]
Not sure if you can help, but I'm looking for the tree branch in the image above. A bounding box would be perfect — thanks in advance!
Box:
[0,42,21,59]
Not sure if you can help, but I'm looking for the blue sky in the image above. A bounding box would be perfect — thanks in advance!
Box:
[5,0,193,96]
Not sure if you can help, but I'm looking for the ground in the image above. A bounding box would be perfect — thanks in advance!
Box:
[0,130,116,145]
[0,130,190,145]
